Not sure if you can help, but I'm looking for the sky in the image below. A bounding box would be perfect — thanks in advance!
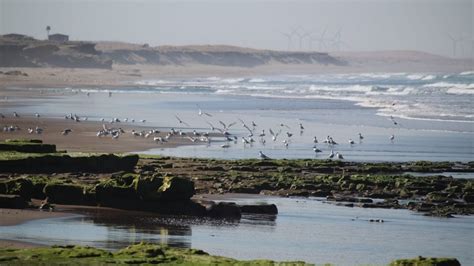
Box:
[0,0,472,58]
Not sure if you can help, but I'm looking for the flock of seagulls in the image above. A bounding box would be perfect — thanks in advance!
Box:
[1,102,400,160]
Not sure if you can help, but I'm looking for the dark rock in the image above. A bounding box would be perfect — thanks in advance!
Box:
[43,183,85,204]
[463,193,474,203]
[0,178,34,200]
[0,194,28,208]
[206,202,241,219]
[239,204,278,214]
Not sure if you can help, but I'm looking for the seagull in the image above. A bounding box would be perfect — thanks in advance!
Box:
[299,123,304,130]
[348,139,355,145]
[358,133,364,140]
[198,107,212,117]
[35,126,43,134]
[390,134,395,142]
[313,136,318,143]
[269,129,280,141]
[175,115,190,127]
[280,123,290,129]
[13,112,19,118]
[221,143,230,148]
[336,152,344,159]
[283,139,289,148]
[219,120,236,131]
[252,121,257,127]
[35,113,40,118]
[205,121,216,131]
[61,129,72,135]
[259,130,266,137]
[242,137,250,145]
[328,150,335,159]
[286,132,293,138]
[259,151,271,160]
[313,146,322,153]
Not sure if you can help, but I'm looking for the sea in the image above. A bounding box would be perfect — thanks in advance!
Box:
[1,71,474,265]
[1,195,473,265]
[3,71,473,162]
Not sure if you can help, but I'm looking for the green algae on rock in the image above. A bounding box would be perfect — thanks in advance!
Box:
[0,242,312,265]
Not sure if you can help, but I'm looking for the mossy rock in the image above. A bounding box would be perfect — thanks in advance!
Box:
[158,176,195,201]
[0,178,34,200]
[0,242,312,265]
[133,175,164,201]
[43,183,86,204]
[389,256,460,266]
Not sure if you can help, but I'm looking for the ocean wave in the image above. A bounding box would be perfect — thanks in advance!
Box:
[459,71,474,76]
[248,78,266,83]
[135,80,173,86]
[447,88,474,95]
[423,82,474,89]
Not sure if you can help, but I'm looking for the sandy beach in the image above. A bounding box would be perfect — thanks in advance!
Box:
[0,116,204,153]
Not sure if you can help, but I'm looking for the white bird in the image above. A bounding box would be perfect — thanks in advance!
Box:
[336,152,344,159]
[35,113,40,118]
[259,151,270,160]
[221,143,230,148]
[390,134,395,142]
[328,150,335,159]
[313,146,322,153]
[283,139,289,148]
[348,139,355,145]
[198,107,212,117]
[259,130,266,137]
[13,112,19,118]
[270,129,280,141]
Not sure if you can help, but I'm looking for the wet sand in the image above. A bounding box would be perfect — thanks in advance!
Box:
[0,208,72,226]
[0,116,203,153]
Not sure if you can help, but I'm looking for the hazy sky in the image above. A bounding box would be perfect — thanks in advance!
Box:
[0,0,472,58]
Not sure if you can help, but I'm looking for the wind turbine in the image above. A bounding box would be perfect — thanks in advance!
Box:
[313,27,329,51]
[281,32,292,50]
[294,27,312,51]
[447,33,458,57]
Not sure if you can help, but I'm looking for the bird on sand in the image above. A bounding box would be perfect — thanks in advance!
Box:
[259,151,270,160]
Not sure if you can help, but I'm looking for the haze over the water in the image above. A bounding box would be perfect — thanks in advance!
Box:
[0,0,472,58]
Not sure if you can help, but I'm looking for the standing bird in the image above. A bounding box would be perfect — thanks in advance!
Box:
[61,129,72,135]
[358,133,364,141]
[390,134,395,142]
[313,136,318,144]
[348,139,355,145]
[328,150,335,159]
[259,151,271,160]
[336,152,344,160]
[313,146,322,153]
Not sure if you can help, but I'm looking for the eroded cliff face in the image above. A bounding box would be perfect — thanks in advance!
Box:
[0,35,112,69]
[0,34,345,69]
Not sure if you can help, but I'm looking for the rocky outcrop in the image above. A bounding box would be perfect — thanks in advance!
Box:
[0,154,139,173]
[0,194,28,209]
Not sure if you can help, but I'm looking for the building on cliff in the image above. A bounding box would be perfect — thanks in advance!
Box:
[48,33,69,43]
